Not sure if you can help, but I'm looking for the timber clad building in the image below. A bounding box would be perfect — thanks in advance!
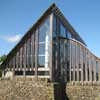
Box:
[1,4,100,82]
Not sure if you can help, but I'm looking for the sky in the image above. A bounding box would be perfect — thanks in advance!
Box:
[0,0,100,57]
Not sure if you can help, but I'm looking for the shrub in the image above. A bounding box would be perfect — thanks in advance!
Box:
[0,70,2,77]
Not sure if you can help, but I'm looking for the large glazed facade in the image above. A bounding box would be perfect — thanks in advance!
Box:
[1,4,100,82]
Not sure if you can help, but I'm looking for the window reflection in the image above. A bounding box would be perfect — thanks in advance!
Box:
[38,56,45,67]
[38,44,45,55]
[53,15,57,38]
[39,17,50,42]
[38,16,50,67]
[67,32,71,39]
[60,23,66,38]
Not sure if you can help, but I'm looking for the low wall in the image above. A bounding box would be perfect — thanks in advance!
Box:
[0,77,54,100]
[0,77,100,100]
[66,82,100,100]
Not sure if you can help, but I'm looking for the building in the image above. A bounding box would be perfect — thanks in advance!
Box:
[1,3,100,82]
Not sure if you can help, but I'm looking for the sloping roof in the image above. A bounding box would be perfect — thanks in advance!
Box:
[0,3,86,69]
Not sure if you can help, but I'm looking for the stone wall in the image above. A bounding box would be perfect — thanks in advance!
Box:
[66,82,100,100]
[0,77,100,100]
[0,77,54,100]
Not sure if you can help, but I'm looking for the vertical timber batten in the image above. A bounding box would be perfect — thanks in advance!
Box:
[49,13,53,81]
[85,49,88,81]
[94,57,96,81]
[13,56,15,76]
[31,33,33,69]
[35,29,38,79]
[69,40,72,81]
[24,43,26,76]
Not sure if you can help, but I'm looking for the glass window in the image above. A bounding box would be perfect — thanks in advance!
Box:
[38,44,45,55]
[38,17,50,68]
[38,56,45,67]
[67,32,71,39]
[60,23,66,37]
[39,17,50,42]
[38,17,50,67]
[39,26,46,42]
[53,15,57,38]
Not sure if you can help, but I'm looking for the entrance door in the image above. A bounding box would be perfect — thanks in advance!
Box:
[60,39,68,82]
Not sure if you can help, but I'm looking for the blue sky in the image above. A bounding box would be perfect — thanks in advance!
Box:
[0,0,100,57]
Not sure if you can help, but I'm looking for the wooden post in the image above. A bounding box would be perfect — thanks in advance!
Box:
[31,33,34,69]
[75,42,78,81]
[98,62,100,81]
[73,41,75,81]
[16,52,18,69]
[69,40,72,81]
[85,49,88,81]
[93,57,96,81]
[13,56,15,76]
[20,47,22,69]
[35,29,38,79]
[89,53,92,81]
[49,13,53,81]
[80,46,83,81]
[24,43,26,76]
[77,43,79,81]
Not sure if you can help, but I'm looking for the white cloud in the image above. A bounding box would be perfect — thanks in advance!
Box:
[0,34,22,43]
[7,34,22,43]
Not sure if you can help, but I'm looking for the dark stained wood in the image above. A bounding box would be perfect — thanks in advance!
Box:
[31,33,33,68]
[35,29,38,78]
[24,43,26,75]
[20,47,22,69]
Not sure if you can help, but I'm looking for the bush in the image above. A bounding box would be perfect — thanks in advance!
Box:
[0,70,2,77]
